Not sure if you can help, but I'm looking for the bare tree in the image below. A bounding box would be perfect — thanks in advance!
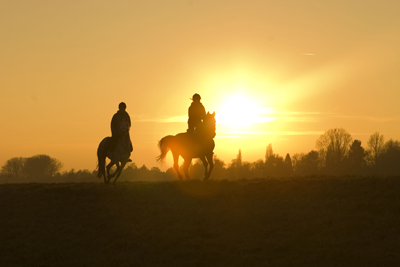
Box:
[367,132,385,166]
[0,157,25,177]
[316,128,352,174]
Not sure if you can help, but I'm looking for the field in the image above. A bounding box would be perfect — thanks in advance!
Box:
[1,177,400,266]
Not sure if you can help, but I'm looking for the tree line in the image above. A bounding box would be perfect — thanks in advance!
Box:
[1,129,399,183]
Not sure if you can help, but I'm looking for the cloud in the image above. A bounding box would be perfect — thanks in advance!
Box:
[132,111,400,126]
[333,115,400,123]
[132,115,186,123]
[216,130,324,138]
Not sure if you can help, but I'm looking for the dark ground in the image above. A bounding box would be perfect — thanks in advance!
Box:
[1,177,400,266]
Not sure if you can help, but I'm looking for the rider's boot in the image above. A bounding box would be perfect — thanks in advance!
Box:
[127,141,133,162]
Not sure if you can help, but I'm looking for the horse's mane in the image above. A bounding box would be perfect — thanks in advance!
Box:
[197,112,216,139]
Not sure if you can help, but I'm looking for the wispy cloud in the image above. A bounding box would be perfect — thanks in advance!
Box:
[332,115,400,122]
[216,130,324,138]
[132,111,400,126]
[132,114,186,123]
[270,110,326,123]
[131,110,325,125]
[272,111,400,124]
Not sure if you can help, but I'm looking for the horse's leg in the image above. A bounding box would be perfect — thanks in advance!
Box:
[113,161,126,184]
[205,154,214,180]
[102,158,108,184]
[199,156,209,180]
[172,152,182,180]
[99,155,107,183]
[106,161,117,183]
[183,158,192,180]
[111,162,120,178]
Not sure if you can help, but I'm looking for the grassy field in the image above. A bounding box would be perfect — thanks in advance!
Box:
[1,177,400,266]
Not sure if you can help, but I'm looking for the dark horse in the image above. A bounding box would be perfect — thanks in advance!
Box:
[157,112,216,180]
[97,122,131,184]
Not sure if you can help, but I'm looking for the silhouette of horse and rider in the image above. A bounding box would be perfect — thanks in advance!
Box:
[158,94,216,180]
[97,102,133,184]
[97,94,216,183]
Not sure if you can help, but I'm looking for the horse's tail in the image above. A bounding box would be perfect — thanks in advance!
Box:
[156,135,175,163]
[96,138,107,179]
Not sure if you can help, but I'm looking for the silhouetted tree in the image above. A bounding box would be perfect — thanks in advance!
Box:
[265,144,275,176]
[367,132,385,167]
[274,155,286,177]
[284,153,293,176]
[23,154,63,180]
[56,168,77,182]
[264,144,288,177]
[305,150,320,175]
[380,139,400,175]
[347,140,367,175]
[291,153,304,175]
[137,165,150,180]
[316,128,352,174]
[1,157,25,177]
[227,149,244,179]
[251,159,265,178]
[265,154,287,177]
[210,155,226,180]
[241,161,252,179]
[119,162,138,181]
[237,149,243,168]
[265,144,273,162]
[292,151,320,176]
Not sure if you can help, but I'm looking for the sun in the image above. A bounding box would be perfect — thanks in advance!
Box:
[215,93,274,129]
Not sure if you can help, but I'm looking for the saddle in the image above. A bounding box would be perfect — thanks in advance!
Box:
[107,137,132,162]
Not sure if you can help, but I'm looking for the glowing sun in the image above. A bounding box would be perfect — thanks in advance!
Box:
[215,93,274,129]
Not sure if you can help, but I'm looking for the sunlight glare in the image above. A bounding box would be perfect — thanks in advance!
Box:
[216,93,275,129]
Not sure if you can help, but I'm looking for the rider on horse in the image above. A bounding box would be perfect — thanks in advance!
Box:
[187,93,206,134]
[110,102,133,155]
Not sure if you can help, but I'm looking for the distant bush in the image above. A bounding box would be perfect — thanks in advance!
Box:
[0,155,63,183]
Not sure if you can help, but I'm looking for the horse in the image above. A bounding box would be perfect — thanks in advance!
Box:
[97,124,131,184]
[157,112,216,180]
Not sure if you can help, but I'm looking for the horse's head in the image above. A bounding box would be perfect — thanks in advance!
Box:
[200,112,216,139]
[120,120,130,133]
[118,120,131,152]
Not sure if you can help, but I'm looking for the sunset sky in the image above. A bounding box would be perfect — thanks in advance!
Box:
[1,1,400,171]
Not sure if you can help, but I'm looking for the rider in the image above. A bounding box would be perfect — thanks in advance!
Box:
[187,93,206,134]
[110,102,133,157]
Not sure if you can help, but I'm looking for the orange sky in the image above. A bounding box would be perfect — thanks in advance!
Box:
[1,1,400,171]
